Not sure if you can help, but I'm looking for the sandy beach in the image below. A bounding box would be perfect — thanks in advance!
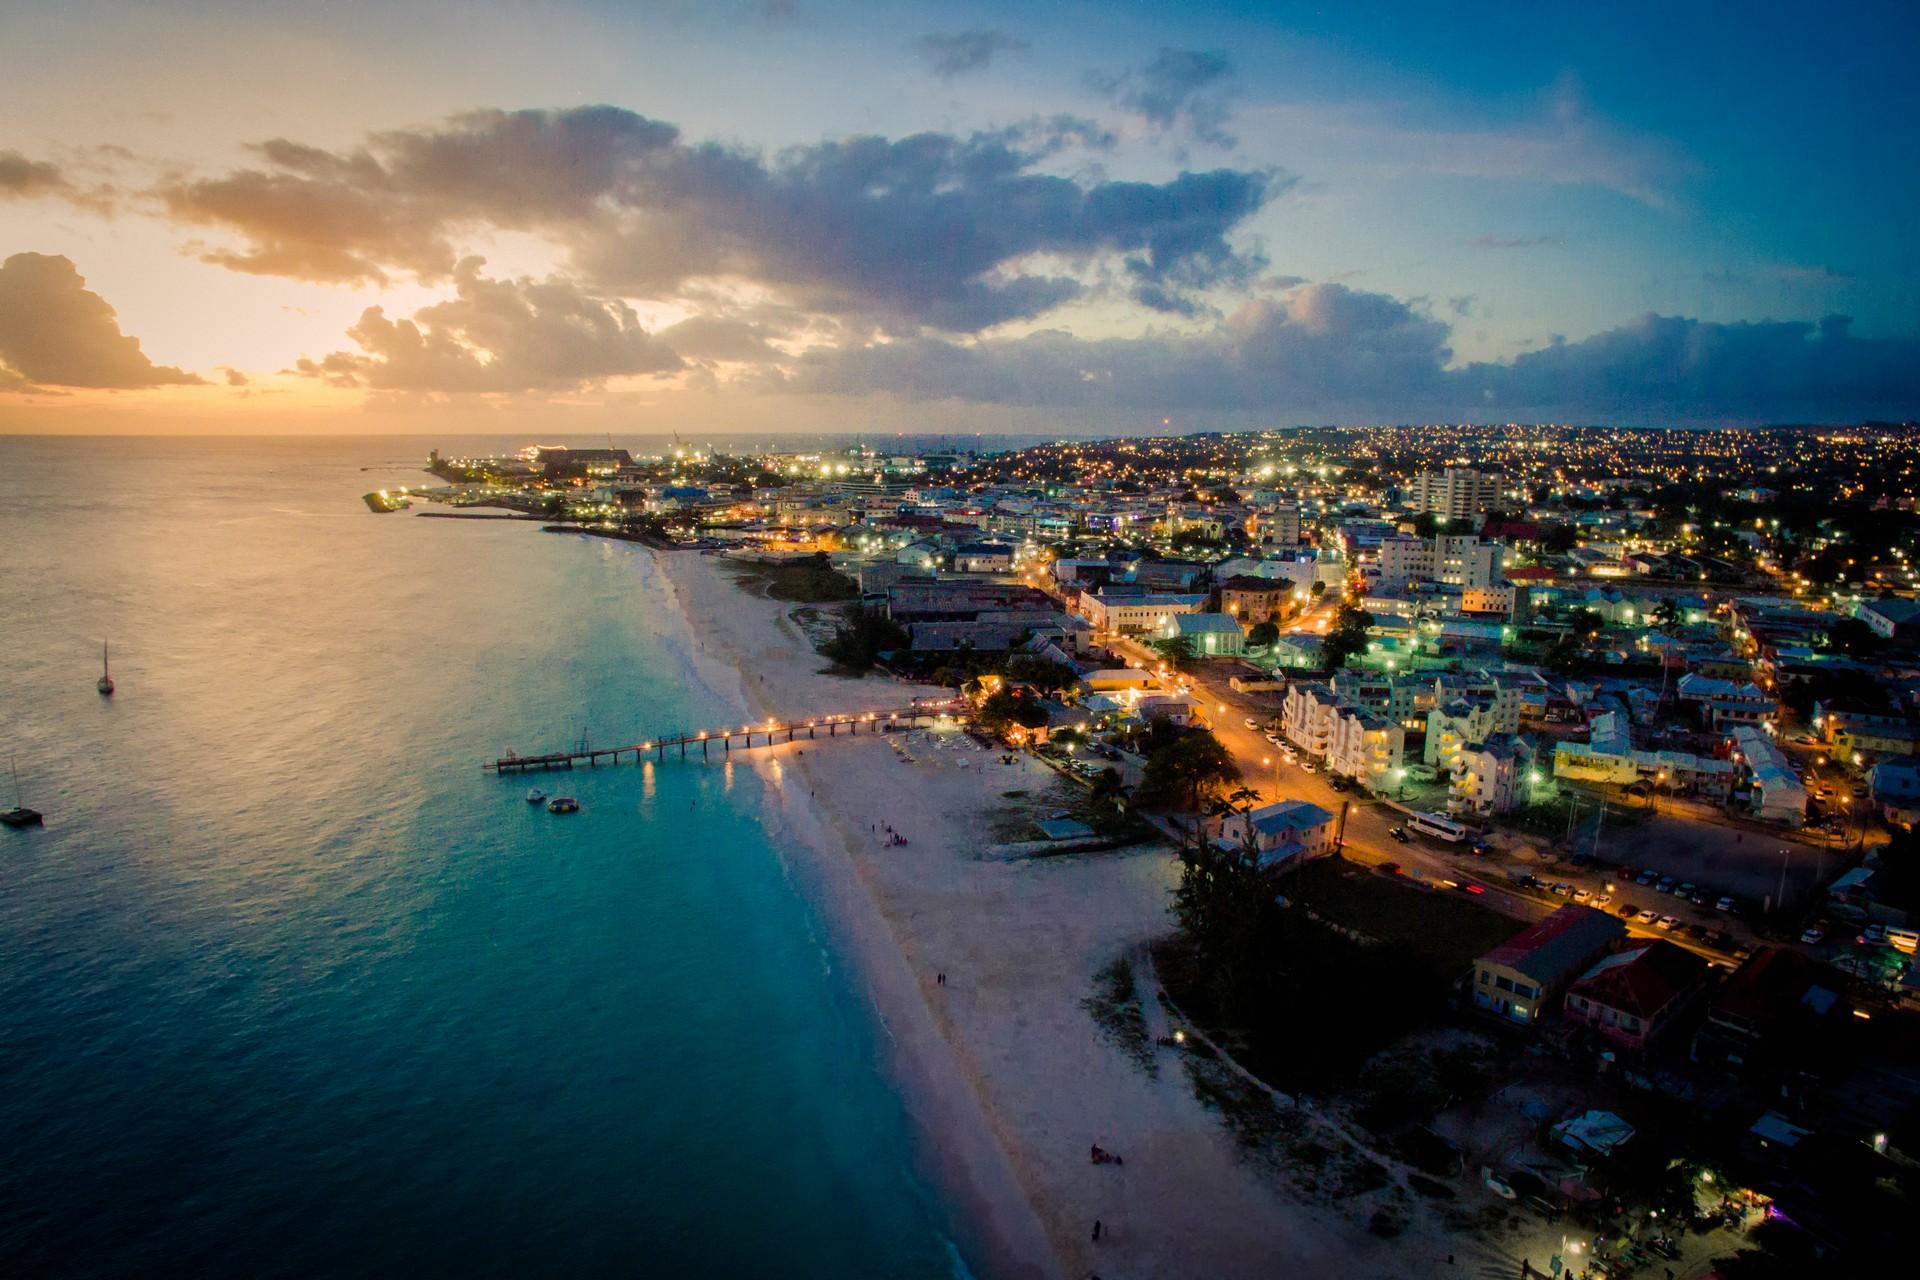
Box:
[653,549,1421,1280]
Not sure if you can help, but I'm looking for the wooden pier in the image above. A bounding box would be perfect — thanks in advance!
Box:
[487,703,967,773]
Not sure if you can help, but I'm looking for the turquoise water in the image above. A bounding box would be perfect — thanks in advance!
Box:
[0,436,960,1277]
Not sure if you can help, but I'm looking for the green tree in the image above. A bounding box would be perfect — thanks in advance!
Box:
[1410,511,1440,538]
[1005,655,1078,694]
[1318,603,1374,669]
[1310,580,1328,598]
[1651,598,1683,631]
[1564,607,1605,638]
[1247,620,1280,649]
[1152,634,1199,670]
[1137,730,1242,813]
[1823,616,1881,658]
[819,605,909,670]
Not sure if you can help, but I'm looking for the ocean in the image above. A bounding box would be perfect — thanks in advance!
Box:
[0,435,962,1277]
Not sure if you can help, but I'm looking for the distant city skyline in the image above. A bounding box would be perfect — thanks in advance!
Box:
[2,0,1917,433]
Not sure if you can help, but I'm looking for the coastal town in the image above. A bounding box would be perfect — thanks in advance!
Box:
[392,425,1920,1278]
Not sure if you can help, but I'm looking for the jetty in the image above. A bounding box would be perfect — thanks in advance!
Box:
[487,701,967,773]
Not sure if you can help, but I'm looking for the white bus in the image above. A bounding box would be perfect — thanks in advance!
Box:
[1407,811,1469,844]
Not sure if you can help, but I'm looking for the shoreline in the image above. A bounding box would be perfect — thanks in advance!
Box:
[645,548,1062,1280]
[646,548,1399,1280]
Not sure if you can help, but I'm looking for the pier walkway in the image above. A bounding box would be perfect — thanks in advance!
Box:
[487,701,968,773]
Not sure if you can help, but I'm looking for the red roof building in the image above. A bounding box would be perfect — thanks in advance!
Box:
[1564,940,1709,1052]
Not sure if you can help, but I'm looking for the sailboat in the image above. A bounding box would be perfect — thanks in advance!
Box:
[97,641,115,697]
[3,756,42,828]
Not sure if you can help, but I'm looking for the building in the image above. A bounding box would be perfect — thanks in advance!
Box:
[1282,682,1344,758]
[1692,947,1845,1073]
[1857,597,1920,642]
[1162,611,1247,657]
[1449,732,1533,816]
[1218,575,1294,625]
[1375,534,1506,592]
[1675,673,1775,728]
[1472,906,1627,1027]
[1076,590,1207,636]
[1432,670,1525,734]
[1563,940,1710,1053]
[952,542,1016,574]
[1425,698,1502,769]
[1256,502,1302,548]
[1221,799,1336,869]
[1326,706,1406,793]
[1730,724,1807,824]
[1410,466,1501,521]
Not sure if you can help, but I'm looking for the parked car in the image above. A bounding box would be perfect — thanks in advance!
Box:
[1378,861,1401,877]
[1551,882,1574,897]
[1657,915,1680,931]
[1715,896,1737,913]
[1299,762,1316,774]
[1676,881,1698,898]
[1637,871,1660,887]
[1593,893,1612,908]
[1572,888,1592,904]
[1636,909,1660,924]
[1859,923,1888,945]
[1263,732,1281,746]
[1800,926,1826,945]
[1243,717,1260,730]
[1657,876,1677,894]
[1691,892,1711,907]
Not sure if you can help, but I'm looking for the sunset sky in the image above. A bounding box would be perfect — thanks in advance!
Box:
[3,0,1916,434]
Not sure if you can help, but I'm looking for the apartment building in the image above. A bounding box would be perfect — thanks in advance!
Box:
[1410,466,1501,521]
[1327,706,1407,793]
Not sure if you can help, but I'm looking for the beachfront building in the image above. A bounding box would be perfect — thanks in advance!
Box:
[1160,611,1246,657]
[1326,707,1406,794]
[1472,905,1627,1027]
[1221,799,1337,870]
[1563,940,1710,1053]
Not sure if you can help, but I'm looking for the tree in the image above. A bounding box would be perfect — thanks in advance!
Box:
[1309,580,1328,598]
[1823,616,1881,658]
[1152,634,1199,670]
[1540,524,1578,554]
[977,688,1049,735]
[1318,603,1374,669]
[1564,607,1605,638]
[1006,654,1077,694]
[1411,511,1440,538]
[819,605,908,670]
[1247,620,1280,649]
[1137,730,1241,812]
[1651,598,1683,631]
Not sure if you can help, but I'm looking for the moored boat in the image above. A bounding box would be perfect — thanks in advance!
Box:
[547,796,580,814]
[526,786,546,804]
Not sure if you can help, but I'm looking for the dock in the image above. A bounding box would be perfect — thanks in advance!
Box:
[487,702,967,773]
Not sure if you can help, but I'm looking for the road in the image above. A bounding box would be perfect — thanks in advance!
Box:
[1102,631,1754,964]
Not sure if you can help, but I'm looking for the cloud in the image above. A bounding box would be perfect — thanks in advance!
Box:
[655,314,786,362]
[1467,235,1558,250]
[1093,48,1236,147]
[0,253,203,390]
[913,29,1027,79]
[0,150,73,200]
[294,257,680,392]
[783,280,1920,424]
[162,106,1280,330]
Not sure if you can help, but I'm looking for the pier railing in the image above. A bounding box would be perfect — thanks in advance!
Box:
[487,702,969,773]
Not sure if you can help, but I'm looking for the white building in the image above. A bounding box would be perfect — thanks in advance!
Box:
[1730,724,1807,824]
[1675,673,1775,728]
[1450,733,1531,817]
[1328,706,1407,793]
[1375,534,1505,591]
[1282,683,1344,758]
[1162,612,1246,657]
[1425,698,1503,769]
[1221,799,1337,870]
[1076,591,1206,635]
[1433,670,1526,735]
[1410,467,1501,521]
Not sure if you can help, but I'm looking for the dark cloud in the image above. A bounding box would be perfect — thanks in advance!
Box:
[913,29,1028,79]
[0,253,203,390]
[1093,48,1236,147]
[784,282,1920,425]
[1467,235,1559,250]
[295,257,680,392]
[0,150,72,200]
[163,106,1280,330]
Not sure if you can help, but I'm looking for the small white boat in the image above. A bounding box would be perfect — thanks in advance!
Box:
[97,641,115,697]
[526,787,546,804]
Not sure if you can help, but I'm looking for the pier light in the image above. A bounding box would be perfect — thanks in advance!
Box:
[697,731,707,740]
[642,742,651,750]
